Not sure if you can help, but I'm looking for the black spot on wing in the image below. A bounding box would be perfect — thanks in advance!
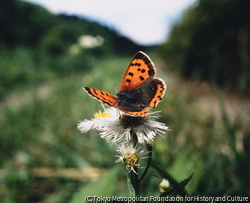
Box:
[139,76,145,81]
[131,62,141,67]
[92,89,97,95]
[134,51,155,77]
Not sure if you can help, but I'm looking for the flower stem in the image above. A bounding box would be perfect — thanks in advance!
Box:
[129,167,140,199]
[129,130,141,200]
[139,143,152,182]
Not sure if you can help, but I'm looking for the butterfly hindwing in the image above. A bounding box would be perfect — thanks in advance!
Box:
[83,87,117,106]
[119,51,155,92]
[148,78,166,108]
[115,78,166,112]
[125,109,151,116]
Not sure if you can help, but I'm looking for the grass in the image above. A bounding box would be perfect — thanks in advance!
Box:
[0,51,249,202]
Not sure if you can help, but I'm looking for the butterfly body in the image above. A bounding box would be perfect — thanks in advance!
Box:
[84,51,166,116]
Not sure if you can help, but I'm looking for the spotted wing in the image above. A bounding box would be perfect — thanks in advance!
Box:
[116,78,166,114]
[83,87,117,106]
[148,78,166,108]
[119,51,155,92]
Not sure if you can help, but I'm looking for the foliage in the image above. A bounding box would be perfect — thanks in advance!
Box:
[0,46,94,99]
[159,0,249,94]
[0,54,249,202]
[0,0,249,202]
[157,86,250,196]
[0,0,54,47]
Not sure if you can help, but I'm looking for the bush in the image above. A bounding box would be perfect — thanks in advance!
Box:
[159,0,249,94]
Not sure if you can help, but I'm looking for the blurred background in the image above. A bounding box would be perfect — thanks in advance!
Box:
[0,0,249,202]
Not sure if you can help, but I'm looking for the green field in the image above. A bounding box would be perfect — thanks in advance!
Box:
[0,0,249,202]
[0,49,249,202]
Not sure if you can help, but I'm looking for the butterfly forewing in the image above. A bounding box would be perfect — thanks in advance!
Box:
[119,51,155,92]
[83,87,117,106]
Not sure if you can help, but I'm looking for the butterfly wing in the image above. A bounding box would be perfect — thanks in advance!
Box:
[84,52,166,117]
[124,109,151,116]
[119,51,155,92]
[116,78,166,112]
[148,78,166,108]
[83,87,117,107]
[125,79,166,116]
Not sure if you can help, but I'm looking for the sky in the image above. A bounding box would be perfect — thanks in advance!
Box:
[24,0,197,45]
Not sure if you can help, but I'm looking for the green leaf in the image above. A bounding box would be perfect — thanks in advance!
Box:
[160,171,194,197]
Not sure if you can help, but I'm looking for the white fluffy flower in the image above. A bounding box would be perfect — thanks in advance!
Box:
[78,107,169,145]
[77,107,118,133]
[115,143,148,173]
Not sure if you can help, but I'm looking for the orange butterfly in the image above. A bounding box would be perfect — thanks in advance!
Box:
[84,51,166,116]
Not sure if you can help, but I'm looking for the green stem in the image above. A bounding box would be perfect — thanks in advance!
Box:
[130,167,140,198]
[139,143,152,182]
[128,130,141,200]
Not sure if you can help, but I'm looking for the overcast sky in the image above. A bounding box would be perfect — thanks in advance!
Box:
[24,0,197,45]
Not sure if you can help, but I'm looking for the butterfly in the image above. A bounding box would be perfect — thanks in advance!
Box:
[84,51,166,116]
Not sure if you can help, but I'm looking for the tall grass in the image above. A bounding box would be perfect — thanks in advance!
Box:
[0,53,249,202]
[0,47,94,99]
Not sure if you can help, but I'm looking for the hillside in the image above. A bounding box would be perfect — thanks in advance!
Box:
[0,0,148,99]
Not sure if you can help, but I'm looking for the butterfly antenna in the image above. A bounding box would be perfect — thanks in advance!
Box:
[114,84,118,93]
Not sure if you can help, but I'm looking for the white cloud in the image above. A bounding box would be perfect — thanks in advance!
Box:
[25,0,196,45]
